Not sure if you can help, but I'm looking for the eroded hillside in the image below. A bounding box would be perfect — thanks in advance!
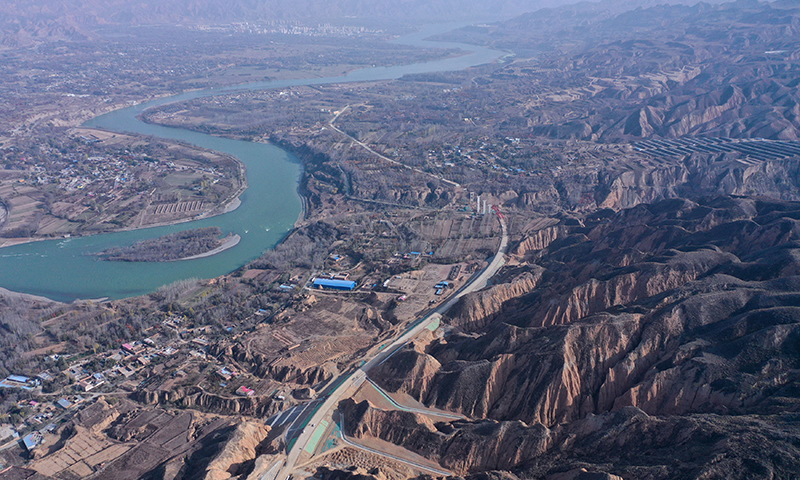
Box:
[3,1,800,480]
[365,196,800,477]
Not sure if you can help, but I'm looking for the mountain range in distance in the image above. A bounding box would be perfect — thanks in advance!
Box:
[0,0,741,48]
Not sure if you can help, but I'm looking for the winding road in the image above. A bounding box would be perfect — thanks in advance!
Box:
[275,211,508,478]
[328,105,461,188]
[365,377,466,420]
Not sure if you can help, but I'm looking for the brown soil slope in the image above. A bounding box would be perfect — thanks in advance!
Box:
[370,196,800,478]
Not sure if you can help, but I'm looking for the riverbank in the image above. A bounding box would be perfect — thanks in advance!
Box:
[0,22,502,302]
[0,286,54,303]
[221,197,241,214]
[0,237,41,249]
[0,124,248,251]
[0,193,244,251]
[0,157,246,251]
[176,233,241,261]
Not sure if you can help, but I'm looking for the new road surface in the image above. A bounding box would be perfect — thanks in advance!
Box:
[275,212,508,478]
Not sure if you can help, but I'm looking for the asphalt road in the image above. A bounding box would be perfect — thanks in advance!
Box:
[366,377,465,420]
[339,423,453,476]
[275,212,508,478]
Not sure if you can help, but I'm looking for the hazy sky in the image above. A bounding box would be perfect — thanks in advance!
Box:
[0,0,741,37]
[1,0,715,24]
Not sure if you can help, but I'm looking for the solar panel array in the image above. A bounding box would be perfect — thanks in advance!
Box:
[633,137,800,162]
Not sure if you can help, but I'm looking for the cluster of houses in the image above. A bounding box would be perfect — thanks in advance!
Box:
[8,394,90,452]
[216,366,256,397]
[216,366,239,382]
[383,251,435,272]
[0,321,251,452]
[66,366,107,393]
[434,280,453,296]
[60,337,183,392]
[162,314,185,330]
[426,139,531,177]
[0,316,260,456]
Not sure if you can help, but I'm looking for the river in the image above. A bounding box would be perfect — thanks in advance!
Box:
[0,23,505,302]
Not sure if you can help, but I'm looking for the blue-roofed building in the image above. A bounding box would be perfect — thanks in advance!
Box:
[56,399,71,410]
[0,375,36,390]
[313,278,357,291]
[22,432,43,451]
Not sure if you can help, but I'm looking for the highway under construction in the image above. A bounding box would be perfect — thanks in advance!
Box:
[264,209,508,479]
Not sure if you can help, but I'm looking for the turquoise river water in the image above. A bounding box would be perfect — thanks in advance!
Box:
[0,23,505,302]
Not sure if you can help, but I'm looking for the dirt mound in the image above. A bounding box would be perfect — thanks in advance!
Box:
[202,420,270,480]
